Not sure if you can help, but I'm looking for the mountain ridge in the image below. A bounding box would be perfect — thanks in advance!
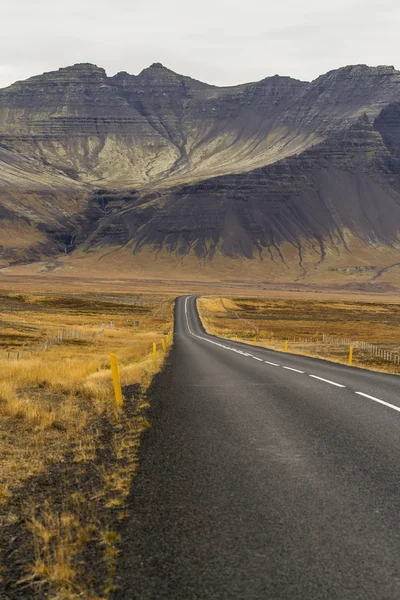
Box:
[1,62,400,290]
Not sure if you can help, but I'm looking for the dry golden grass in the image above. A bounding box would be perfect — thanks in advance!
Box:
[198,296,400,375]
[1,266,400,304]
[0,291,173,598]
[0,293,171,487]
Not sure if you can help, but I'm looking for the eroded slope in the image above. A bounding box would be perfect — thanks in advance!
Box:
[1,62,400,286]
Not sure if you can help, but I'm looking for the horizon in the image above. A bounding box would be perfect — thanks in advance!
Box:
[1,60,399,91]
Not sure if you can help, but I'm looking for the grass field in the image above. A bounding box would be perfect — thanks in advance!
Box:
[198,297,400,374]
[3,290,399,597]
[0,292,173,599]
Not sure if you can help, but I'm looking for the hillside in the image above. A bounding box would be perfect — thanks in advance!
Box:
[1,62,400,289]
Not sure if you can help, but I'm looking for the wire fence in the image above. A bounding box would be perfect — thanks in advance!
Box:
[0,322,115,361]
[322,334,400,366]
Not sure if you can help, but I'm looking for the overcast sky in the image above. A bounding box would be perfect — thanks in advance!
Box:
[0,0,399,88]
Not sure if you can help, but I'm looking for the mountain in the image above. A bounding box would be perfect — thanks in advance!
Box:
[1,62,400,290]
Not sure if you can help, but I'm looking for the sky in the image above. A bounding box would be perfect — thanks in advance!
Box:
[0,0,399,88]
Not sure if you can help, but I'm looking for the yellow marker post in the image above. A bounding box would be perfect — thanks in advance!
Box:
[284,340,289,352]
[349,345,353,366]
[254,336,257,343]
[110,354,123,406]
[162,337,166,352]
[152,342,157,359]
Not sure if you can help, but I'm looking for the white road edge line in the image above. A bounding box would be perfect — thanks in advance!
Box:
[355,392,400,413]
[283,366,304,373]
[185,299,399,414]
[185,299,337,383]
[309,375,345,388]
[184,297,283,365]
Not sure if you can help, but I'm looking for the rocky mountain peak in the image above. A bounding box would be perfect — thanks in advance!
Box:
[314,63,400,83]
[62,62,106,73]
[112,71,130,79]
[138,62,178,78]
[149,62,167,69]
[280,64,400,135]
[35,62,107,83]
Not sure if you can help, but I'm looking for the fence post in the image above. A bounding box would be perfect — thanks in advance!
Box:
[348,346,353,366]
[110,354,123,406]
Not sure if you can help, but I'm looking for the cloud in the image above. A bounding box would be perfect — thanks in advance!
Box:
[0,0,398,87]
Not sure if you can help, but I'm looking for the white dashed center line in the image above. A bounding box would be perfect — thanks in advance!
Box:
[355,392,400,413]
[309,375,346,388]
[185,298,400,416]
[283,366,304,373]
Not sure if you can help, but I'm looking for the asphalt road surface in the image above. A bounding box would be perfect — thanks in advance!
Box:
[114,296,400,599]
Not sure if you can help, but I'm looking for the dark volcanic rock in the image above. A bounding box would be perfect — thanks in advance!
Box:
[81,111,400,265]
[375,102,400,163]
[283,64,400,134]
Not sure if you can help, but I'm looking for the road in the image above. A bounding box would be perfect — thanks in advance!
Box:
[114,295,400,599]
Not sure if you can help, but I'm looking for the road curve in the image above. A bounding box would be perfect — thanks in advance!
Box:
[114,295,400,599]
